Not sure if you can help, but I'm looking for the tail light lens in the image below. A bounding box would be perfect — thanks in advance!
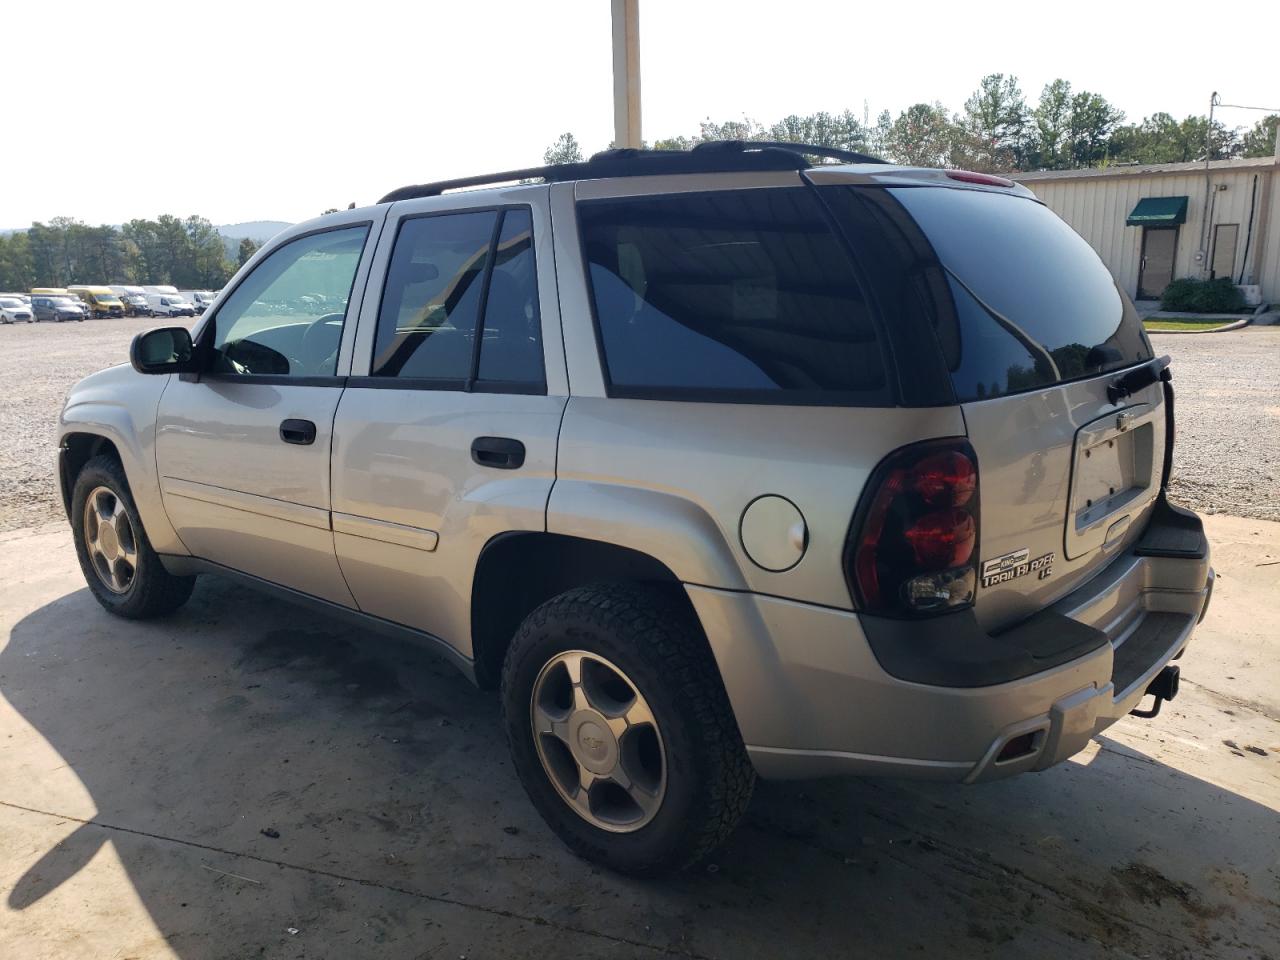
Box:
[847,438,980,617]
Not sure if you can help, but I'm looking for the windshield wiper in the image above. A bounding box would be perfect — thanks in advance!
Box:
[1107,355,1171,405]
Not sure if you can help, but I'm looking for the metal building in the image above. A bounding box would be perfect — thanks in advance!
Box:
[1013,156,1280,305]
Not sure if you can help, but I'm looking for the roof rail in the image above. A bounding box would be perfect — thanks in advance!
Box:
[377,140,886,204]
[693,140,887,166]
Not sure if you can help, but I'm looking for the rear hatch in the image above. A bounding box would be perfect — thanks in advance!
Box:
[815,177,1163,632]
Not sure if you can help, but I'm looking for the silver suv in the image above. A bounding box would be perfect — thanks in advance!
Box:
[57,143,1213,876]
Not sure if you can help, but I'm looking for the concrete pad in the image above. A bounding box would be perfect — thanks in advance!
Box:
[1,518,1277,958]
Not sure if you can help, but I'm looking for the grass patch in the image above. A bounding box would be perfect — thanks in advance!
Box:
[1144,318,1236,332]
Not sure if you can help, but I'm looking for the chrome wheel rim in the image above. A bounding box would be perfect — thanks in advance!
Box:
[530,650,667,833]
[83,485,137,594]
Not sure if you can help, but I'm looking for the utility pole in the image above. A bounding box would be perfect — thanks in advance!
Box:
[612,0,642,149]
[1198,92,1219,278]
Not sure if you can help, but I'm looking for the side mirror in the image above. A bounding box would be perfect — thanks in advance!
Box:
[130,326,197,375]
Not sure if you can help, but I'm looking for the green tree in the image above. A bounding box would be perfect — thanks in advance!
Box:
[1064,91,1124,167]
[543,132,584,165]
[182,216,233,288]
[1031,79,1073,168]
[237,237,260,267]
[955,73,1030,171]
[767,110,869,153]
[1241,115,1279,158]
[885,102,956,167]
[698,116,768,142]
[0,232,35,291]
[1109,114,1239,164]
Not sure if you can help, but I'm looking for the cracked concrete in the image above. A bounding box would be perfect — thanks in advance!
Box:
[1,516,1277,959]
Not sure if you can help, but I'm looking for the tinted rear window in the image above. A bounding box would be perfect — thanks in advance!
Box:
[578,188,891,404]
[877,186,1151,401]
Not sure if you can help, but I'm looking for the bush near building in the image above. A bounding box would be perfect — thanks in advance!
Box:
[1160,277,1245,313]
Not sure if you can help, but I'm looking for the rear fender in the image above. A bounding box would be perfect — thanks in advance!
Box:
[547,479,747,590]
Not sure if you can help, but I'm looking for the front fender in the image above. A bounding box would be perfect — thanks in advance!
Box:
[59,366,186,556]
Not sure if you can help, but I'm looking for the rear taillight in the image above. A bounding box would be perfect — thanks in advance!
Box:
[847,438,980,617]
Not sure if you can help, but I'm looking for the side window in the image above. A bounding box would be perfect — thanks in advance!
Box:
[477,209,543,385]
[578,188,891,404]
[371,207,544,388]
[209,225,369,378]
[371,211,495,380]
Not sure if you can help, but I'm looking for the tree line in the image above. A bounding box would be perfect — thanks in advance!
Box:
[0,216,261,292]
[544,74,1279,173]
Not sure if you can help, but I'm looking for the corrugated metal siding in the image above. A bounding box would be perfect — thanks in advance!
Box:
[1023,168,1277,302]
[1259,175,1280,303]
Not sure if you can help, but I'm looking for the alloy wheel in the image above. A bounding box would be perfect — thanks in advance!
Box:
[530,650,667,833]
[83,486,138,594]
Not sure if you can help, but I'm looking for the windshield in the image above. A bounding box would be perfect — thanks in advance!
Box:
[51,297,78,306]
[97,295,122,303]
[0,298,20,307]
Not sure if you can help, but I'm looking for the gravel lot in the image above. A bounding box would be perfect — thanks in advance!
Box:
[1,319,1278,530]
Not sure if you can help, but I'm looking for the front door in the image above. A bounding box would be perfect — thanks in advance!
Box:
[330,195,567,653]
[156,215,382,605]
[1138,226,1177,300]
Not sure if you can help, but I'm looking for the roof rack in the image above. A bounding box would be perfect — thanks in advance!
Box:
[377,141,887,204]
[692,140,886,166]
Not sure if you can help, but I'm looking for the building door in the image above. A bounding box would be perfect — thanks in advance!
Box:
[1138,227,1177,300]
[1211,223,1238,280]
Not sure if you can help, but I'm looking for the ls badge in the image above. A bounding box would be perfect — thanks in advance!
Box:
[981,548,1055,588]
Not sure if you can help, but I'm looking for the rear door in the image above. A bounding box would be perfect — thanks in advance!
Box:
[329,186,566,652]
[886,184,1163,631]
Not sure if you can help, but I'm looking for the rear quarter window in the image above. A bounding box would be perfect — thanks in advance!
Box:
[827,185,1151,403]
[578,188,892,405]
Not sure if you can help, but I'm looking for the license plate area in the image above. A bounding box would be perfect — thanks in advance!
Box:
[1065,405,1157,560]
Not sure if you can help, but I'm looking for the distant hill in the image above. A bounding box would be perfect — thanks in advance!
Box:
[216,221,292,243]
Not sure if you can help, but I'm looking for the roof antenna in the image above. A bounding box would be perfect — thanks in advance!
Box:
[348,202,356,210]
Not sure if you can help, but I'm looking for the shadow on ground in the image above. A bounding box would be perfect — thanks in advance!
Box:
[2,576,1277,959]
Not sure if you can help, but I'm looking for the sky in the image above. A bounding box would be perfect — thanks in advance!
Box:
[3,0,1276,228]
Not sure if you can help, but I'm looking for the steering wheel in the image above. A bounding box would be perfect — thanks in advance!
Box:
[298,313,345,374]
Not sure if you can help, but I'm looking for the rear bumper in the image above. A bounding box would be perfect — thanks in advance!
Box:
[689,501,1212,783]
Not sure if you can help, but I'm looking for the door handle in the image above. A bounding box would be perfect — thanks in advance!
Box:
[280,418,317,445]
[471,436,525,470]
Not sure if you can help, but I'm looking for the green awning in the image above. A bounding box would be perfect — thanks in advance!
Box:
[1126,196,1188,226]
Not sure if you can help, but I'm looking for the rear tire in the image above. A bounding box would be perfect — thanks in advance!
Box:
[502,583,755,876]
[71,455,195,619]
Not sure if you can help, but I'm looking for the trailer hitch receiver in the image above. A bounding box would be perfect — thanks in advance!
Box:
[1130,664,1180,719]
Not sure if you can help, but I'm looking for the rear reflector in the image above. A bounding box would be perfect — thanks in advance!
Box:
[945,170,1015,188]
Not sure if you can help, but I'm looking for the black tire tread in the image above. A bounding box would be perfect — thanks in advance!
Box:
[71,454,195,619]
[502,582,755,874]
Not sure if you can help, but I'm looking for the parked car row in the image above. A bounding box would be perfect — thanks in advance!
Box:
[0,285,219,323]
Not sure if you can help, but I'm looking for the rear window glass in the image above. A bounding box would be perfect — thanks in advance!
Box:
[578,188,891,404]
[879,186,1151,401]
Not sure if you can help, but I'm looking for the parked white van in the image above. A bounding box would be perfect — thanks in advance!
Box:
[179,290,216,313]
[146,293,196,317]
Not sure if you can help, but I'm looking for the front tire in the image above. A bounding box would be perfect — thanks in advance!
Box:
[71,455,195,619]
[502,583,755,876]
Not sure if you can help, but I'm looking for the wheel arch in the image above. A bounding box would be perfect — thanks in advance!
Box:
[470,531,694,689]
[59,432,122,517]
[58,393,187,556]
